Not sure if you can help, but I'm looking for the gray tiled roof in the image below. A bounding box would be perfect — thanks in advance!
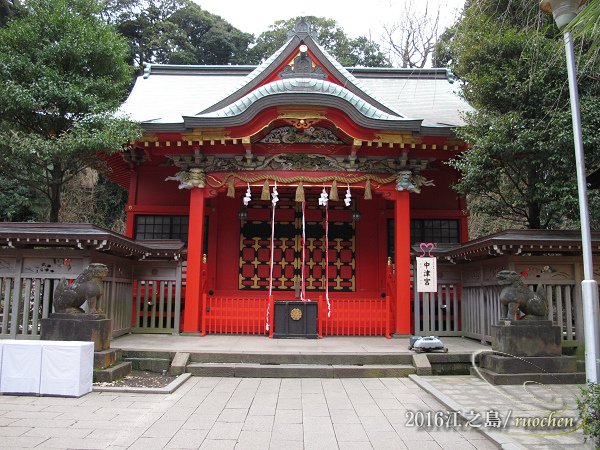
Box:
[356,74,473,127]
[119,65,473,128]
[312,42,403,117]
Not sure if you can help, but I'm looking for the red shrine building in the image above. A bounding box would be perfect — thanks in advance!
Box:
[108,21,472,337]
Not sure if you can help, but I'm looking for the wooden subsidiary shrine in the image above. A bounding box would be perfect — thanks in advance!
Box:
[107,20,473,337]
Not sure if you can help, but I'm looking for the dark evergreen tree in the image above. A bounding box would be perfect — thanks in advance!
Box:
[0,0,139,222]
[447,0,600,232]
[103,0,257,69]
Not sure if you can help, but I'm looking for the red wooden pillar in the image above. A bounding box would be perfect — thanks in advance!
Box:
[125,171,138,238]
[394,190,411,335]
[183,187,206,333]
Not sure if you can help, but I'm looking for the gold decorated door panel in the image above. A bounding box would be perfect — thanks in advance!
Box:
[239,199,355,292]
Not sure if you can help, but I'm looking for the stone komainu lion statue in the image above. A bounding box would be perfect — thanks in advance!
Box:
[497,270,548,321]
[53,263,109,314]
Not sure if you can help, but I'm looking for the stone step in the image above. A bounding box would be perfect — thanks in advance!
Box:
[472,367,586,385]
[122,350,172,360]
[94,349,121,370]
[170,352,190,376]
[123,356,170,372]
[480,354,578,374]
[94,361,132,383]
[121,350,172,372]
[188,352,413,366]
[186,363,415,378]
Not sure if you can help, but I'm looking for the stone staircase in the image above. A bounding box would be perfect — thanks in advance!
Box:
[183,352,416,378]
[93,349,132,383]
[115,350,474,379]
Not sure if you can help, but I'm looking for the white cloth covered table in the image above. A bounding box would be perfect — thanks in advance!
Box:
[0,340,94,397]
[40,341,93,397]
[0,341,43,394]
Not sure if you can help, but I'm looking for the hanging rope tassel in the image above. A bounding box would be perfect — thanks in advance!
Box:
[295,182,305,202]
[261,179,270,200]
[324,199,331,318]
[364,179,372,200]
[226,177,235,198]
[329,180,339,201]
[301,200,306,301]
[268,203,276,297]
[267,182,279,332]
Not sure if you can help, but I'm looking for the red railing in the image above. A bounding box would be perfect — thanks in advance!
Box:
[200,295,390,337]
[318,296,390,338]
[202,296,269,335]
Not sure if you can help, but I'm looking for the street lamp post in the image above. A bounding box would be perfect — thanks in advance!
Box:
[541,0,600,383]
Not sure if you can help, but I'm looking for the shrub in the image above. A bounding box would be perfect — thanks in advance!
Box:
[578,381,600,446]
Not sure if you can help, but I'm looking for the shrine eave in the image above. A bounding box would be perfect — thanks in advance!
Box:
[0,223,184,260]
[438,229,600,262]
[185,94,420,131]
[194,78,404,121]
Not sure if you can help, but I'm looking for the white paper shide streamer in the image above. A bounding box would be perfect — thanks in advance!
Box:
[243,183,251,206]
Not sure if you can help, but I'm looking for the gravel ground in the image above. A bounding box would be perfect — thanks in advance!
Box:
[93,370,176,388]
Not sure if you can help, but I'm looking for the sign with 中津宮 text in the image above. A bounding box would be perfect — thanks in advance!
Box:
[416,257,437,292]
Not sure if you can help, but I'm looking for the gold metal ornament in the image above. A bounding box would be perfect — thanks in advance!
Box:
[290,308,303,321]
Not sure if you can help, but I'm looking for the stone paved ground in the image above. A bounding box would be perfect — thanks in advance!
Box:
[111,334,488,354]
[419,375,592,449]
[0,377,495,450]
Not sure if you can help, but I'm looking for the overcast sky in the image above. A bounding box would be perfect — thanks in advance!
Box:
[192,0,466,39]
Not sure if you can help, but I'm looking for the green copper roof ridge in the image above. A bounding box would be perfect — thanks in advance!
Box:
[197,78,408,121]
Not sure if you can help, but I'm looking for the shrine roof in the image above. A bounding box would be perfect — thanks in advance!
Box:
[119,20,473,134]
[0,223,183,260]
[437,229,600,262]
[120,66,471,130]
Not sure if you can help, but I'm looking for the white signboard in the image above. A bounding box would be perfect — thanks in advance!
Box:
[416,257,437,292]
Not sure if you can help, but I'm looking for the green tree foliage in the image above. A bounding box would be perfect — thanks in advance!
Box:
[432,25,456,67]
[103,0,256,69]
[0,0,140,222]
[252,16,390,67]
[0,178,43,222]
[567,0,600,61]
[568,0,600,36]
[578,382,600,447]
[0,0,21,27]
[446,0,600,231]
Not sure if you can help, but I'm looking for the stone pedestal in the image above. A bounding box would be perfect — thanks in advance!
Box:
[41,313,111,352]
[491,320,561,356]
[477,320,585,384]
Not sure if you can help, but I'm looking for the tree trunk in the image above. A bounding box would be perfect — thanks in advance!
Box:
[526,168,541,229]
[527,202,542,229]
[48,166,62,222]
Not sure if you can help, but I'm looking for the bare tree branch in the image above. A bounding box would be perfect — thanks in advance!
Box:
[382,0,440,68]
